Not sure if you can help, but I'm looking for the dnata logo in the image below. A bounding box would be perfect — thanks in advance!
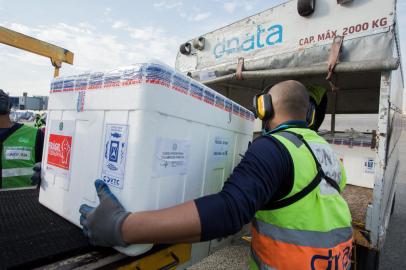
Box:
[213,24,283,59]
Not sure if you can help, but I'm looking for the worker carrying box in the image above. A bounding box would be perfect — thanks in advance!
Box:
[77,79,352,270]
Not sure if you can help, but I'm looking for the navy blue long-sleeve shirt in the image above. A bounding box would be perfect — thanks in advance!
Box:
[195,134,295,241]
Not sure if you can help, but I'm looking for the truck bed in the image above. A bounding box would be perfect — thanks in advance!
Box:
[343,184,373,226]
[342,184,374,248]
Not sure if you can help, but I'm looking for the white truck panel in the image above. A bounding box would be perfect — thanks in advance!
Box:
[176,0,396,76]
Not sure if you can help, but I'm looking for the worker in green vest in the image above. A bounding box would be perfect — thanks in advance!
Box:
[0,90,44,189]
[34,113,46,129]
[80,80,352,270]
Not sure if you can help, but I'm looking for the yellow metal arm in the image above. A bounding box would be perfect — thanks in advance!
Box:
[0,26,74,77]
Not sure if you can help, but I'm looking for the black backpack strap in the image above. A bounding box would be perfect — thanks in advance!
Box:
[267,170,324,210]
[290,132,341,193]
[0,123,24,188]
[266,130,341,210]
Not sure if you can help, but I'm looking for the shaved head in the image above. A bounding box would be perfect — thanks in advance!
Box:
[267,80,309,120]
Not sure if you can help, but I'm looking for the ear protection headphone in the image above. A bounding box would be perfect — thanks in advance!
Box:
[0,89,11,115]
[306,98,317,129]
[253,91,317,127]
[252,92,273,121]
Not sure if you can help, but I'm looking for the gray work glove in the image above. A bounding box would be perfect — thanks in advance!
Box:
[79,180,130,247]
[31,162,42,187]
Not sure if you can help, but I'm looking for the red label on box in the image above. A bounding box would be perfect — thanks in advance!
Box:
[47,134,72,170]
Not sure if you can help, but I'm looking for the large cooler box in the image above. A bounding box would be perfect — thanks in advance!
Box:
[38,62,254,255]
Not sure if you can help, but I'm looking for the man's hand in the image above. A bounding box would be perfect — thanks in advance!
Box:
[31,162,41,187]
[79,180,130,247]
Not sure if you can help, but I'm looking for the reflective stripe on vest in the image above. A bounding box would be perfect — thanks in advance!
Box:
[253,219,352,249]
[251,228,352,270]
[251,249,276,270]
[2,167,34,177]
[250,128,352,270]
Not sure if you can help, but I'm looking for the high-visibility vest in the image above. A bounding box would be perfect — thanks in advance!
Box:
[308,85,327,106]
[1,124,38,189]
[34,116,46,129]
[250,128,352,270]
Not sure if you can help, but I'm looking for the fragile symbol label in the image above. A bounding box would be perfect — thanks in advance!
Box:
[47,134,73,170]
[101,124,129,189]
[45,120,75,181]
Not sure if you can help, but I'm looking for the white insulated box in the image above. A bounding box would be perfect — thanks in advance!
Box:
[39,62,254,255]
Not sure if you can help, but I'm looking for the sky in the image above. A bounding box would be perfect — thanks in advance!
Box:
[0,0,405,110]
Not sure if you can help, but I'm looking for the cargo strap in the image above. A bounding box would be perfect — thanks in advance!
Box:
[266,131,341,210]
[236,57,245,80]
[326,36,344,91]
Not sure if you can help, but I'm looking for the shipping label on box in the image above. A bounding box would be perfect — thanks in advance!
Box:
[212,136,230,161]
[101,124,129,189]
[46,120,75,178]
[152,138,191,178]
[48,134,72,170]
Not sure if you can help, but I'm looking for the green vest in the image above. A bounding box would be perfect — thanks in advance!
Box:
[2,125,38,189]
[250,128,352,270]
[307,85,327,105]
